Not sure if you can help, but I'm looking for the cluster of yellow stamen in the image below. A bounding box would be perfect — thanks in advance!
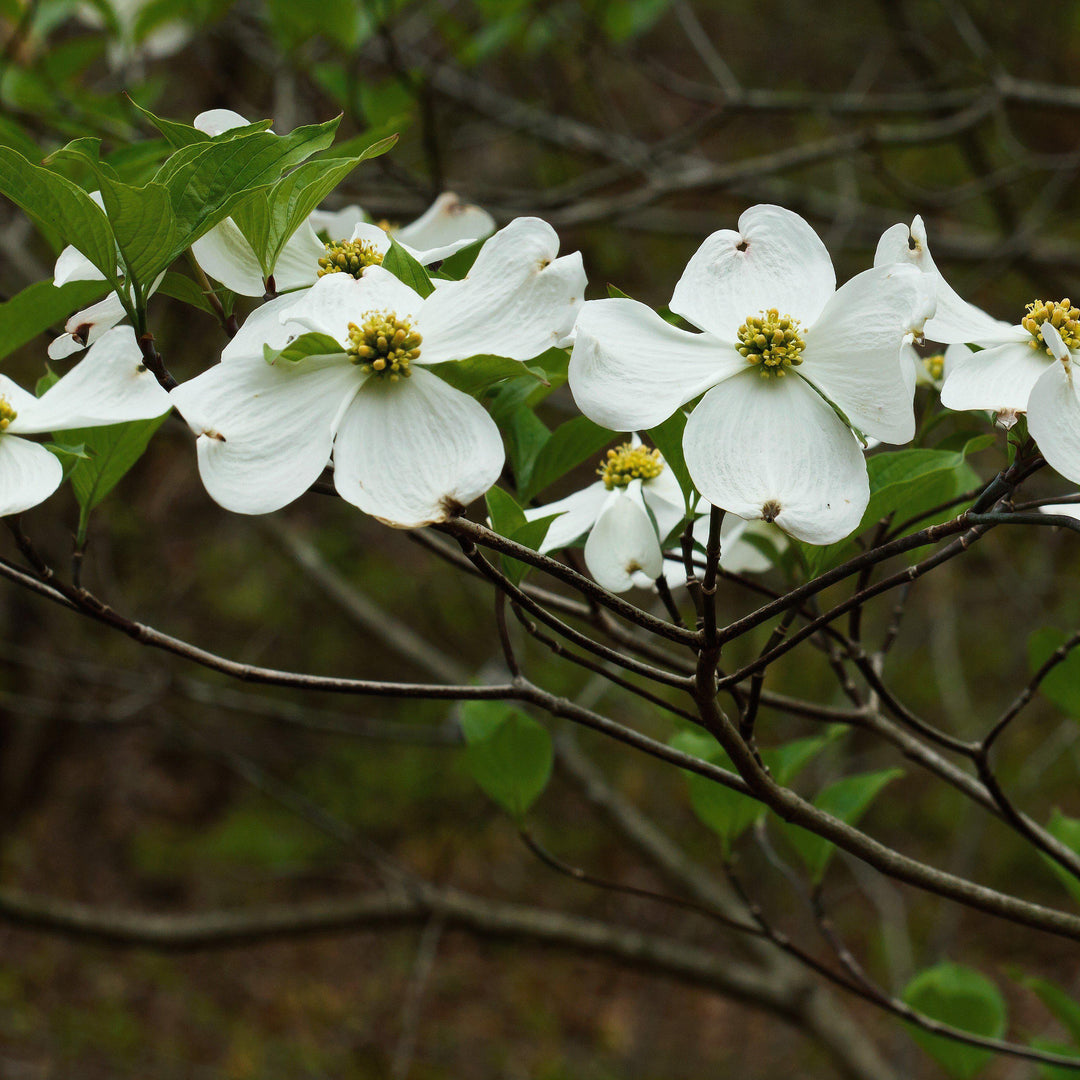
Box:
[0,396,16,432]
[1022,299,1080,354]
[598,443,664,490]
[317,239,384,279]
[736,309,806,378]
[922,354,945,382]
[346,312,421,380]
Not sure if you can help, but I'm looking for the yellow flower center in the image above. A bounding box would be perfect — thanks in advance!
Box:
[598,443,664,490]
[736,309,805,378]
[346,312,421,381]
[922,353,945,382]
[1022,298,1080,355]
[317,239,384,279]
[0,396,16,431]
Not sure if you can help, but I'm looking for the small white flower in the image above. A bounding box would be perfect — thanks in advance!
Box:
[522,438,785,592]
[170,217,585,526]
[0,326,171,515]
[523,438,686,592]
[569,205,923,545]
[191,113,496,297]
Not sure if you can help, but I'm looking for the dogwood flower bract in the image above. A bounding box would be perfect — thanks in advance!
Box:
[569,205,923,545]
[170,217,585,526]
[0,326,171,515]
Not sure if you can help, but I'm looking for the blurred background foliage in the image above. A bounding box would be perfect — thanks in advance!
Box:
[2,0,1080,1077]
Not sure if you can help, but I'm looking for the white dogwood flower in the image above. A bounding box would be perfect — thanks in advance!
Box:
[522,438,783,591]
[1021,321,1080,485]
[170,217,585,526]
[569,204,923,545]
[0,326,171,515]
[523,439,686,592]
[940,299,1080,431]
[191,112,495,297]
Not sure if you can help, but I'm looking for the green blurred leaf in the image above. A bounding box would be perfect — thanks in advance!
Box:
[1024,976,1080,1046]
[460,701,552,819]
[1027,628,1080,718]
[0,278,109,363]
[785,768,902,883]
[670,729,836,856]
[381,236,434,298]
[520,416,612,502]
[1043,810,1080,906]
[902,963,1007,1079]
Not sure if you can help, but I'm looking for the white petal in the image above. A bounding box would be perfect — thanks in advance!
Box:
[331,367,504,526]
[194,110,252,136]
[875,216,1014,345]
[569,298,741,430]
[584,487,663,592]
[523,481,610,552]
[0,435,63,516]
[271,223,325,292]
[53,244,105,287]
[395,193,497,264]
[282,267,422,346]
[348,221,393,253]
[218,294,307,365]
[800,263,921,443]
[15,326,170,434]
[1038,500,1080,521]
[1028,364,1080,485]
[417,217,585,365]
[1040,320,1071,363]
[683,371,869,545]
[641,470,687,543]
[670,204,836,340]
[309,205,369,239]
[170,353,362,515]
[46,291,130,359]
[191,219,266,296]
[940,341,1050,414]
[719,516,781,574]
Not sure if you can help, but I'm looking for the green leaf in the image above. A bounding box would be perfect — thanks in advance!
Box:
[1024,977,1080,1046]
[1031,1038,1080,1080]
[125,96,272,149]
[436,236,486,279]
[670,729,836,856]
[802,438,990,575]
[157,271,218,316]
[486,486,527,537]
[0,278,110,363]
[97,178,179,288]
[262,332,345,365]
[1027,628,1080,718]
[647,412,695,510]
[785,768,902,883]
[44,440,89,479]
[231,136,397,278]
[381,236,434,298]
[1043,810,1080,906]
[428,354,546,397]
[151,116,342,266]
[501,405,551,494]
[65,414,169,542]
[520,416,613,502]
[460,701,552,820]
[0,147,119,284]
[902,963,1007,1079]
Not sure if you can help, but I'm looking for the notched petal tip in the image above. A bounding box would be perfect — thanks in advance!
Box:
[761,499,781,523]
